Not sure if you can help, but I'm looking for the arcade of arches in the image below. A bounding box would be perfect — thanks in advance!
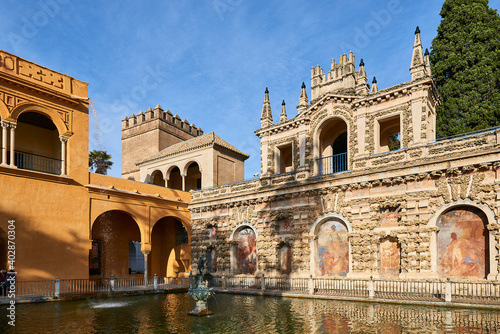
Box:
[161,162,201,191]
[90,211,191,279]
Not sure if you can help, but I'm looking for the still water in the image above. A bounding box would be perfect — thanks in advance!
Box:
[1,293,499,333]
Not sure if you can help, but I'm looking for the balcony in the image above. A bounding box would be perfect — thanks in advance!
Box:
[316,152,347,176]
[7,151,62,175]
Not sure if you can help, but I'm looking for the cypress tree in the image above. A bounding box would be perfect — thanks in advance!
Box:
[430,0,500,138]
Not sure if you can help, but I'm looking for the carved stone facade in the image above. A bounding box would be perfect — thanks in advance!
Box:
[189,29,500,281]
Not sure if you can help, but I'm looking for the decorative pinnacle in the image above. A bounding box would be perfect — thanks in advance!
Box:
[360,59,365,67]
[415,26,420,35]
[372,76,377,84]
[301,82,306,89]
[265,87,269,94]
[282,100,285,106]
[424,48,429,56]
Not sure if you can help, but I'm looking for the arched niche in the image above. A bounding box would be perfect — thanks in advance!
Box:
[310,213,352,277]
[428,200,497,280]
[230,223,258,275]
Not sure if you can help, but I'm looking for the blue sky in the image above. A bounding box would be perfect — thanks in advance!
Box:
[1,0,499,179]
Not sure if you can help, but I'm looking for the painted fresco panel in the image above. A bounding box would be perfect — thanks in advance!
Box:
[237,227,257,274]
[438,207,488,279]
[380,208,399,228]
[278,219,291,235]
[317,219,349,276]
[208,226,217,241]
[280,245,292,275]
[380,238,400,278]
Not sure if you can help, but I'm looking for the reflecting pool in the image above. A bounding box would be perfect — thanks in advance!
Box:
[1,293,500,333]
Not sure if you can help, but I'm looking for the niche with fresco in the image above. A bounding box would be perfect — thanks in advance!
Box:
[437,206,489,279]
[317,218,349,276]
[236,227,257,275]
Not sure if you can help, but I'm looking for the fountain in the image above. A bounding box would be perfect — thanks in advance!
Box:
[187,257,214,316]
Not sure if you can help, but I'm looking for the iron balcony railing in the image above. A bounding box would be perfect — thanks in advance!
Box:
[316,152,347,176]
[6,151,62,175]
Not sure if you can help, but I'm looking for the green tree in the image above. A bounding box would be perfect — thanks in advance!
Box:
[89,150,114,175]
[430,0,500,138]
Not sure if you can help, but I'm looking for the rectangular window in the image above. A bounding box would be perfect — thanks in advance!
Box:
[277,143,293,174]
[378,115,401,153]
[128,241,144,274]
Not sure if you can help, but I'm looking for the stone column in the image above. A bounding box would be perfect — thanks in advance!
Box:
[59,136,69,176]
[9,123,16,168]
[143,251,149,286]
[181,173,186,191]
[1,121,8,166]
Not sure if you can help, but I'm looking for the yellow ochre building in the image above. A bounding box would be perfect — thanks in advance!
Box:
[0,51,192,281]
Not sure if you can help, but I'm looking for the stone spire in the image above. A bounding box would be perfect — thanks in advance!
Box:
[260,87,273,128]
[370,77,378,94]
[280,100,287,123]
[356,59,369,96]
[297,82,308,114]
[424,48,432,76]
[410,26,426,80]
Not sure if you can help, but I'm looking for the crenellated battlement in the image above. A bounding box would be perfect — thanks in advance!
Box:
[122,104,203,137]
[310,51,369,100]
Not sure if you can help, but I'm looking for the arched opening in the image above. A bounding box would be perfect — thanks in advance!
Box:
[231,226,257,275]
[167,166,182,190]
[150,217,190,277]
[90,210,142,278]
[185,162,201,191]
[380,237,401,278]
[315,218,349,276]
[317,118,348,175]
[14,112,62,174]
[150,170,165,187]
[437,206,489,279]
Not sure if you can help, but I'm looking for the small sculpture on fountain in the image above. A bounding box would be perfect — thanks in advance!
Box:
[187,256,214,316]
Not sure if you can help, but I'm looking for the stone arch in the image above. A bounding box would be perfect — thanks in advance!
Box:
[313,114,351,175]
[310,213,352,277]
[0,99,9,120]
[181,159,203,176]
[182,160,202,191]
[428,200,496,280]
[149,169,165,186]
[90,210,144,278]
[150,216,191,277]
[11,102,70,136]
[165,164,182,190]
[230,222,259,240]
[230,223,258,275]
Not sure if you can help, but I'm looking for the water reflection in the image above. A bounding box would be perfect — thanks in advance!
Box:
[1,293,499,333]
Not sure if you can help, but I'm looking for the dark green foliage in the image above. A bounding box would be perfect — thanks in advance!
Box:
[388,132,400,151]
[430,0,500,138]
[89,150,114,175]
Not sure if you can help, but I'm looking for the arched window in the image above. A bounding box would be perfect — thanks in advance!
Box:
[437,206,489,279]
[316,218,349,276]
